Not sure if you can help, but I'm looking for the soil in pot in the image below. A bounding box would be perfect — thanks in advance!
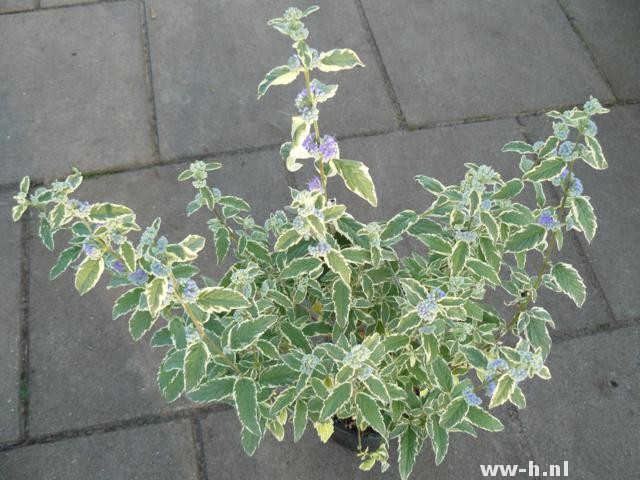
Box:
[332,417,382,452]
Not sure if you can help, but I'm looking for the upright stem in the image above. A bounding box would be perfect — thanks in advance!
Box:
[182,299,241,374]
[500,159,576,338]
[303,67,328,204]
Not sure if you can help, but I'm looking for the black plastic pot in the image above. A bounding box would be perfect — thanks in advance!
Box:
[331,418,382,452]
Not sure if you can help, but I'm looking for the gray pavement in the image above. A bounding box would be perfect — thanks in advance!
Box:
[0,0,638,478]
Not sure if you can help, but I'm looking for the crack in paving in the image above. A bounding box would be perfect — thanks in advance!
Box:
[0,0,129,15]
[139,0,162,164]
[191,417,209,480]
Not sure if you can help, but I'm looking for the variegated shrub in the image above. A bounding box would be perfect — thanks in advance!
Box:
[12,6,609,479]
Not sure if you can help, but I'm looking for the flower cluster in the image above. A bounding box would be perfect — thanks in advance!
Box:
[308,241,331,256]
[303,134,339,162]
[416,288,445,322]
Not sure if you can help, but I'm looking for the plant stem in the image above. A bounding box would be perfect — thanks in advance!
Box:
[303,67,328,204]
[181,299,241,374]
[499,160,576,338]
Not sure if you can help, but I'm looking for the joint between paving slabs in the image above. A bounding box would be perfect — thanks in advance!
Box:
[18,213,32,440]
[507,405,543,480]
[353,0,408,130]
[191,417,210,480]
[139,0,162,165]
[0,403,231,454]
[554,0,618,102]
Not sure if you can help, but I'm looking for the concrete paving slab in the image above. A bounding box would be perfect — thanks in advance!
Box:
[146,0,397,161]
[0,0,32,13]
[0,420,198,479]
[0,191,21,442]
[360,0,613,126]
[560,0,640,100]
[521,104,640,321]
[294,120,611,334]
[0,1,155,186]
[519,325,640,480]
[27,154,290,435]
[201,407,527,480]
[41,0,97,6]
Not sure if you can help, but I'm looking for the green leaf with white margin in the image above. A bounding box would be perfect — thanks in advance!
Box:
[293,400,308,442]
[356,392,387,440]
[112,288,143,320]
[119,241,136,271]
[129,309,154,341]
[538,136,559,159]
[431,420,448,466]
[274,229,302,252]
[415,175,445,195]
[39,218,54,251]
[489,375,516,408]
[398,426,422,480]
[584,136,608,169]
[440,397,469,429]
[89,203,133,221]
[214,226,231,263]
[505,224,546,252]
[74,257,104,295]
[523,157,565,182]
[319,382,352,420]
[314,420,334,443]
[157,369,184,403]
[432,357,453,392]
[381,210,417,241]
[571,196,597,243]
[466,258,501,285]
[49,245,82,280]
[146,277,167,317]
[183,341,209,391]
[257,64,301,99]
[333,159,377,207]
[326,250,351,285]
[501,141,533,154]
[450,241,468,274]
[527,316,552,359]
[228,315,278,351]
[551,262,586,307]
[241,427,262,456]
[318,48,364,72]
[286,116,312,172]
[280,257,322,279]
[187,376,236,403]
[332,279,351,327]
[234,377,261,436]
[492,178,524,200]
[197,287,250,313]
[466,406,504,432]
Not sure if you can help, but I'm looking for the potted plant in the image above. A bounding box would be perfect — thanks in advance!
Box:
[12,5,609,478]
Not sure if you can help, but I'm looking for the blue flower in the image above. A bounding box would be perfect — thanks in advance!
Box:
[532,141,545,152]
[418,325,436,335]
[583,97,602,115]
[584,120,598,137]
[510,368,528,383]
[182,279,199,301]
[151,261,169,278]
[111,260,126,274]
[568,177,583,196]
[308,241,331,257]
[306,176,322,192]
[462,386,482,406]
[318,135,338,161]
[292,216,305,231]
[434,288,446,299]
[166,279,175,294]
[417,298,437,321]
[487,358,508,372]
[300,354,320,375]
[485,377,497,397]
[553,122,569,141]
[560,168,569,179]
[303,133,319,155]
[128,268,148,286]
[558,141,574,157]
[82,240,100,258]
[455,230,477,242]
[481,199,492,210]
[301,107,319,123]
[538,211,559,230]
